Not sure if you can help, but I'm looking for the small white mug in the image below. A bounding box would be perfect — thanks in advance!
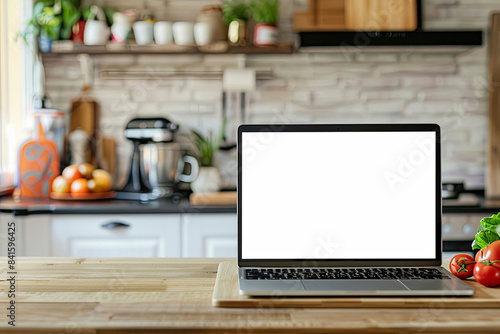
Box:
[172,22,195,46]
[133,21,154,45]
[194,22,213,46]
[154,21,173,45]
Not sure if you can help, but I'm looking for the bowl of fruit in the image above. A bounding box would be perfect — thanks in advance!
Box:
[50,164,115,200]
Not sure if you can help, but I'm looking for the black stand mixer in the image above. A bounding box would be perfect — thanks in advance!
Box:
[116,118,179,201]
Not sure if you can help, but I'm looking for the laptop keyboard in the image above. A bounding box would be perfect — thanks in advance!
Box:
[244,268,449,280]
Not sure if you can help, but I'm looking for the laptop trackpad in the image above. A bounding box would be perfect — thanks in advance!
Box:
[302,280,408,292]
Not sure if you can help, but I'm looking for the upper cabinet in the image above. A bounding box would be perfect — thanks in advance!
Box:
[294,0,483,48]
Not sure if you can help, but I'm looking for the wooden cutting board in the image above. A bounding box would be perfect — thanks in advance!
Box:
[19,123,59,198]
[212,261,500,308]
[190,191,237,205]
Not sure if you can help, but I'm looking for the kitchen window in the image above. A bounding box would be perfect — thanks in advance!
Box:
[0,0,34,182]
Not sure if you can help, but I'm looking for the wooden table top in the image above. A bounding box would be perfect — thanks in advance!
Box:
[1,257,500,333]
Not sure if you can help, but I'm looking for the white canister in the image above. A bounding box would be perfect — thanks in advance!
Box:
[133,21,154,45]
[253,23,278,46]
[194,22,213,46]
[154,21,173,45]
[172,22,195,46]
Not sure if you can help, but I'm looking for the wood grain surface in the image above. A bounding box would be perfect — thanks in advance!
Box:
[213,261,500,308]
[190,192,237,205]
[1,257,500,333]
[487,13,500,198]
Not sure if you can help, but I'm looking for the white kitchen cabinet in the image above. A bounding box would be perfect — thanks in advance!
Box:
[51,214,181,258]
[20,215,52,256]
[182,213,237,258]
[0,213,14,256]
[0,213,51,257]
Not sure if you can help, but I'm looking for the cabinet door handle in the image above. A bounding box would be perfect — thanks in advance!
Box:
[101,222,130,229]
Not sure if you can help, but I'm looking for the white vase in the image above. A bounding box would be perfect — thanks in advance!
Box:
[191,166,221,194]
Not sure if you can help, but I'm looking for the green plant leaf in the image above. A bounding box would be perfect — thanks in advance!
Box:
[103,8,116,26]
[33,2,47,17]
[191,119,228,167]
[222,0,250,24]
[60,0,81,39]
[82,6,91,20]
[251,0,278,24]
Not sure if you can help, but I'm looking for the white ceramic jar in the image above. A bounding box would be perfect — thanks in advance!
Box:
[172,22,195,46]
[133,21,154,45]
[154,21,173,45]
[194,22,213,46]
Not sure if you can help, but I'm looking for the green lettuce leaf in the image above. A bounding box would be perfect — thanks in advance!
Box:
[472,226,500,250]
[480,213,500,229]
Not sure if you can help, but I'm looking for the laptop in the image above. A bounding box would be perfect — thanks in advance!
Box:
[237,124,475,297]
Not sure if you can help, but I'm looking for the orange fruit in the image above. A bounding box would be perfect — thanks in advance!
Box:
[78,163,95,179]
[62,165,82,184]
[89,169,112,192]
[52,176,70,193]
[70,178,90,194]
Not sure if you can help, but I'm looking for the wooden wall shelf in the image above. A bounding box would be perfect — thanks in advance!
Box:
[42,41,294,56]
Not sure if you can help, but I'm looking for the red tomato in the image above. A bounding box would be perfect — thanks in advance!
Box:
[473,260,500,287]
[449,254,476,279]
[476,240,500,263]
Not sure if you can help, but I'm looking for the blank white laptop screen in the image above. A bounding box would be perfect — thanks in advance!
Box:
[241,131,436,260]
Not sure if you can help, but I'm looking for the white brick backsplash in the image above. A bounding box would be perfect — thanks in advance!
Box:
[360,89,415,101]
[290,79,337,88]
[248,101,286,115]
[40,0,500,188]
[193,89,222,102]
[361,77,400,89]
[401,77,437,87]
[312,89,358,105]
[376,63,457,76]
[257,79,288,89]
[417,87,476,100]
[355,53,399,63]
[405,53,456,62]
[459,64,488,76]
[309,53,356,64]
[253,89,311,104]
[405,101,456,115]
[456,47,488,64]
[366,100,407,114]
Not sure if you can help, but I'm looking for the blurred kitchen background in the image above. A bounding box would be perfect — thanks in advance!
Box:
[1,0,500,258]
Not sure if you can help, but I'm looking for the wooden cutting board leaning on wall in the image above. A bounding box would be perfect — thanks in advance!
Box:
[69,87,99,166]
[294,0,417,32]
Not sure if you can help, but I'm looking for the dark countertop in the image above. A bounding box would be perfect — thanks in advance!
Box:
[0,196,236,216]
[2,192,500,216]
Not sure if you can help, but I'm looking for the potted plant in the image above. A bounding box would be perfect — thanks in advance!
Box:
[222,0,250,46]
[250,0,278,46]
[190,120,226,194]
[22,0,81,52]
